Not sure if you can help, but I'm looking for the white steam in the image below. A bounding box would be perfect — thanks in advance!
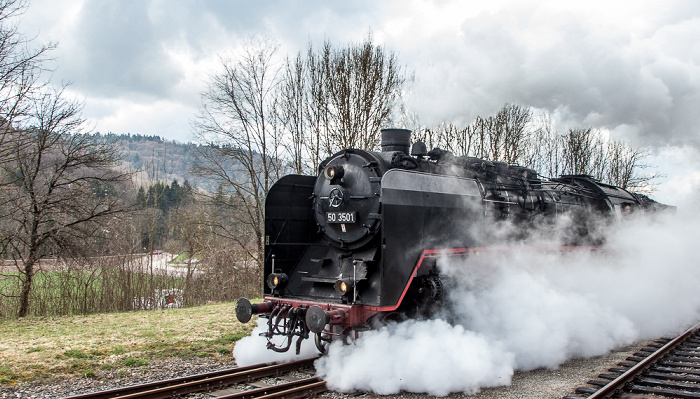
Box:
[316,210,700,396]
[317,319,514,396]
[233,318,319,366]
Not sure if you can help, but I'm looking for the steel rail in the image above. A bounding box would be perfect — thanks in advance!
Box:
[585,322,700,398]
[61,357,318,399]
[214,376,327,399]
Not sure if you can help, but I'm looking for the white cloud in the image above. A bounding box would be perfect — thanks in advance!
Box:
[85,97,194,142]
[383,1,700,148]
[18,0,700,159]
[650,146,700,208]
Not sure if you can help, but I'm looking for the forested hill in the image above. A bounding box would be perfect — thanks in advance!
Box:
[95,133,217,191]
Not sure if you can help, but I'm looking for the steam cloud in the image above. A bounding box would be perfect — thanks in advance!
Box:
[233,318,319,366]
[314,209,700,396]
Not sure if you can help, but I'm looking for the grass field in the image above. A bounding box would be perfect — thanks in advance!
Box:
[0,269,186,317]
[0,301,256,385]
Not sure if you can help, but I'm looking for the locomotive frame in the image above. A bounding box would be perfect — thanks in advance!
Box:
[235,129,669,354]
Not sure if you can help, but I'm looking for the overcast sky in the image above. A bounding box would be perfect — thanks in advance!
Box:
[19,0,700,202]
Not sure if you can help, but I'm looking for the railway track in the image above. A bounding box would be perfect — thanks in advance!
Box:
[62,357,326,399]
[564,322,700,398]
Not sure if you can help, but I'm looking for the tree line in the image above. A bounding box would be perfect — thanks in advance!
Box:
[411,104,654,190]
[0,0,657,318]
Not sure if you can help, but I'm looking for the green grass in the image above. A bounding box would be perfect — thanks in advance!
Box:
[0,365,17,384]
[25,346,46,354]
[63,349,89,359]
[122,357,150,367]
[0,301,258,385]
[216,347,231,355]
[169,253,191,263]
[0,269,186,318]
[100,363,115,371]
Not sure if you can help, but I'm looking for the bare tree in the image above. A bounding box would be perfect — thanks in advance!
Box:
[526,112,562,177]
[0,0,54,160]
[278,35,408,172]
[418,122,477,157]
[193,37,284,268]
[0,87,130,317]
[465,104,533,163]
[277,51,307,174]
[169,197,214,288]
[305,33,406,154]
[305,43,331,168]
[194,35,407,266]
[495,104,532,164]
[603,138,656,191]
[417,105,656,191]
[0,0,134,318]
[555,127,656,190]
[561,128,603,175]
[472,115,493,159]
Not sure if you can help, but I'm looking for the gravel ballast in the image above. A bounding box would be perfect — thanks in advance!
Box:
[0,339,653,399]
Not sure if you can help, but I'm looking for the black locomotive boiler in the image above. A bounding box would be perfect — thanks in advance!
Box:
[235,128,668,353]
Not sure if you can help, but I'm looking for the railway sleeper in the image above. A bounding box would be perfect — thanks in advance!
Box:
[574,386,598,395]
[629,384,700,399]
[586,379,610,387]
[640,346,659,352]
[654,366,700,376]
[635,376,700,391]
[634,351,700,359]
[645,371,700,383]
[596,373,621,380]
[675,347,700,354]
[666,354,700,362]
[646,343,666,348]
[659,360,700,369]
[609,367,629,373]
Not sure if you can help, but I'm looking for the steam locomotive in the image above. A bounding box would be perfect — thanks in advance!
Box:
[235,129,668,354]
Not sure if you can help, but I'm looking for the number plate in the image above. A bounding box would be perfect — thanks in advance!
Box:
[326,211,356,224]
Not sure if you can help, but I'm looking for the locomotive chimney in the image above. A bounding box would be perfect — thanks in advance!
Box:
[381,128,411,155]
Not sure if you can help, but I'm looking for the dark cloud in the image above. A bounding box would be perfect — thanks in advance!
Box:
[59,1,182,98]
[397,2,700,149]
[19,0,700,150]
[52,0,377,98]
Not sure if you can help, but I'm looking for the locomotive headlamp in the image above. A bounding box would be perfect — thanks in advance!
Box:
[334,278,354,295]
[324,165,344,182]
[267,273,288,290]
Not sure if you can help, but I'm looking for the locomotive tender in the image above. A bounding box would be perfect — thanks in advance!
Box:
[235,128,667,353]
